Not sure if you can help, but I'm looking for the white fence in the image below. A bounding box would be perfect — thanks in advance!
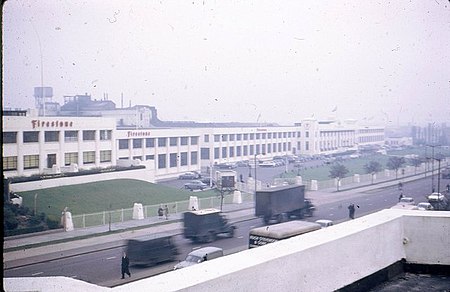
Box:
[70,161,446,229]
[71,192,254,229]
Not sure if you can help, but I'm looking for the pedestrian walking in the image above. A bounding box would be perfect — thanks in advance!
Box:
[121,252,131,279]
[447,184,450,193]
[398,192,404,202]
[398,182,403,191]
[164,204,169,220]
[348,203,356,219]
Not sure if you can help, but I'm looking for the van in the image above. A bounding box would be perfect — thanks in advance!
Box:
[173,246,223,270]
[126,235,179,266]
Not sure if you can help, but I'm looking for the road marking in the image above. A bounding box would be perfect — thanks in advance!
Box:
[70,275,78,278]
[32,272,43,276]
[329,213,334,216]
[106,256,116,260]
[237,236,243,239]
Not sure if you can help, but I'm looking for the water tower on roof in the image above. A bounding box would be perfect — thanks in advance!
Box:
[34,86,54,116]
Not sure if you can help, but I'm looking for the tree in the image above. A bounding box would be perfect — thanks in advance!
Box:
[410,157,422,175]
[329,163,349,191]
[364,161,382,184]
[387,156,406,179]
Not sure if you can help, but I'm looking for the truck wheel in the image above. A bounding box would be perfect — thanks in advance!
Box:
[206,232,216,243]
[278,213,288,223]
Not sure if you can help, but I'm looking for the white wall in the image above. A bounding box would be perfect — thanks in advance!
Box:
[4,208,449,292]
[9,166,155,192]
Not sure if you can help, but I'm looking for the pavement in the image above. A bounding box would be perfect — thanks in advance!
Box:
[3,172,430,271]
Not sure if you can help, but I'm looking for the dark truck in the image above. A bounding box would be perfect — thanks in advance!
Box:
[255,185,315,224]
[126,235,179,266]
[183,208,236,243]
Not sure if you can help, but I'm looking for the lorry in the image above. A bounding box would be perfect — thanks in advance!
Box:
[255,185,315,224]
[126,235,179,266]
[183,208,236,243]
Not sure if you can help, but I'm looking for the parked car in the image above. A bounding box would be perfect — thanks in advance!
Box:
[428,193,445,202]
[416,202,434,211]
[236,161,249,167]
[259,161,276,167]
[200,177,216,187]
[184,180,208,191]
[216,162,237,169]
[179,172,200,180]
[399,197,415,205]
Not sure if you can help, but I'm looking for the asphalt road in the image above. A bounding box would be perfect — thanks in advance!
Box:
[5,176,449,287]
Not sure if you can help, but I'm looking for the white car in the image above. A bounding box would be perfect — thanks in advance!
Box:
[399,197,415,205]
[428,193,444,202]
[315,219,333,228]
[416,202,434,211]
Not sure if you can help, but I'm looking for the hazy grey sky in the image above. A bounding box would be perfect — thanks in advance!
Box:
[2,0,450,126]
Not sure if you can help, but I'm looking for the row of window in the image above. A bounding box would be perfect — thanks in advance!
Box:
[118,136,198,150]
[3,150,112,171]
[198,142,293,160]
[359,135,385,143]
[209,131,300,143]
[320,131,355,137]
[3,130,112,144]
[359,129,385,134]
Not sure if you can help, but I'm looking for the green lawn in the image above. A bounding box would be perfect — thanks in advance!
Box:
[18,180,217,218]
[17,146,447,218]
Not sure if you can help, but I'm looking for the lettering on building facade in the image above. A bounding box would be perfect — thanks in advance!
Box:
[127,131,152,137]
[31,120,74,129]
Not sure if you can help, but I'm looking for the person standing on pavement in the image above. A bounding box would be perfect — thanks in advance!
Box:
[348,203,355,219]
[158,205,164,219]
[121,252,131,279]
[164,204,169,220]
[398,192,404,202]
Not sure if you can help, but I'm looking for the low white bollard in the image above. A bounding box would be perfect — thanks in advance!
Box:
[295,176,303,185]
[353,174,360,183]
[189,196,199,211]
[132,203,144,220]
[310,180,318,191]
[62,211,74,231]
[233,190,242,204]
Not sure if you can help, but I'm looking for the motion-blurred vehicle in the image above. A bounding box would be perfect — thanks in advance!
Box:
[183,208,235,243]
[126,235,179,266]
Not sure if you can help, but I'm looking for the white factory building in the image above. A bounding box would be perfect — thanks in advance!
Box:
[2,107,385,181]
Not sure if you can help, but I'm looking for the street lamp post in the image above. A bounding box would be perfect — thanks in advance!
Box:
[254,153,257,194]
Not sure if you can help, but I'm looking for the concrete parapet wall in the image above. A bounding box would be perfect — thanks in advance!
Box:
[4,210,450,292]
[10,168,155,192]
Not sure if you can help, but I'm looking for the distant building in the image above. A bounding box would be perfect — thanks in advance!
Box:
[411,123,449,146]
[2,90,386,180]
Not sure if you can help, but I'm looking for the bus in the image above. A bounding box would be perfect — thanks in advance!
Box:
[248,220,321,249]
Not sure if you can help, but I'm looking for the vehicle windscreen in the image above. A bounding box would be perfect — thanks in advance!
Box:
[185,255,202,263]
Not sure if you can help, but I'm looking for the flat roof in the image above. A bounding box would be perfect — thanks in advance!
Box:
[250,220,321,239]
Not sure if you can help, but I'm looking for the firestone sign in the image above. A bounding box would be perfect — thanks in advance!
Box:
[32,119,74,129]
[127,131,151,137]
